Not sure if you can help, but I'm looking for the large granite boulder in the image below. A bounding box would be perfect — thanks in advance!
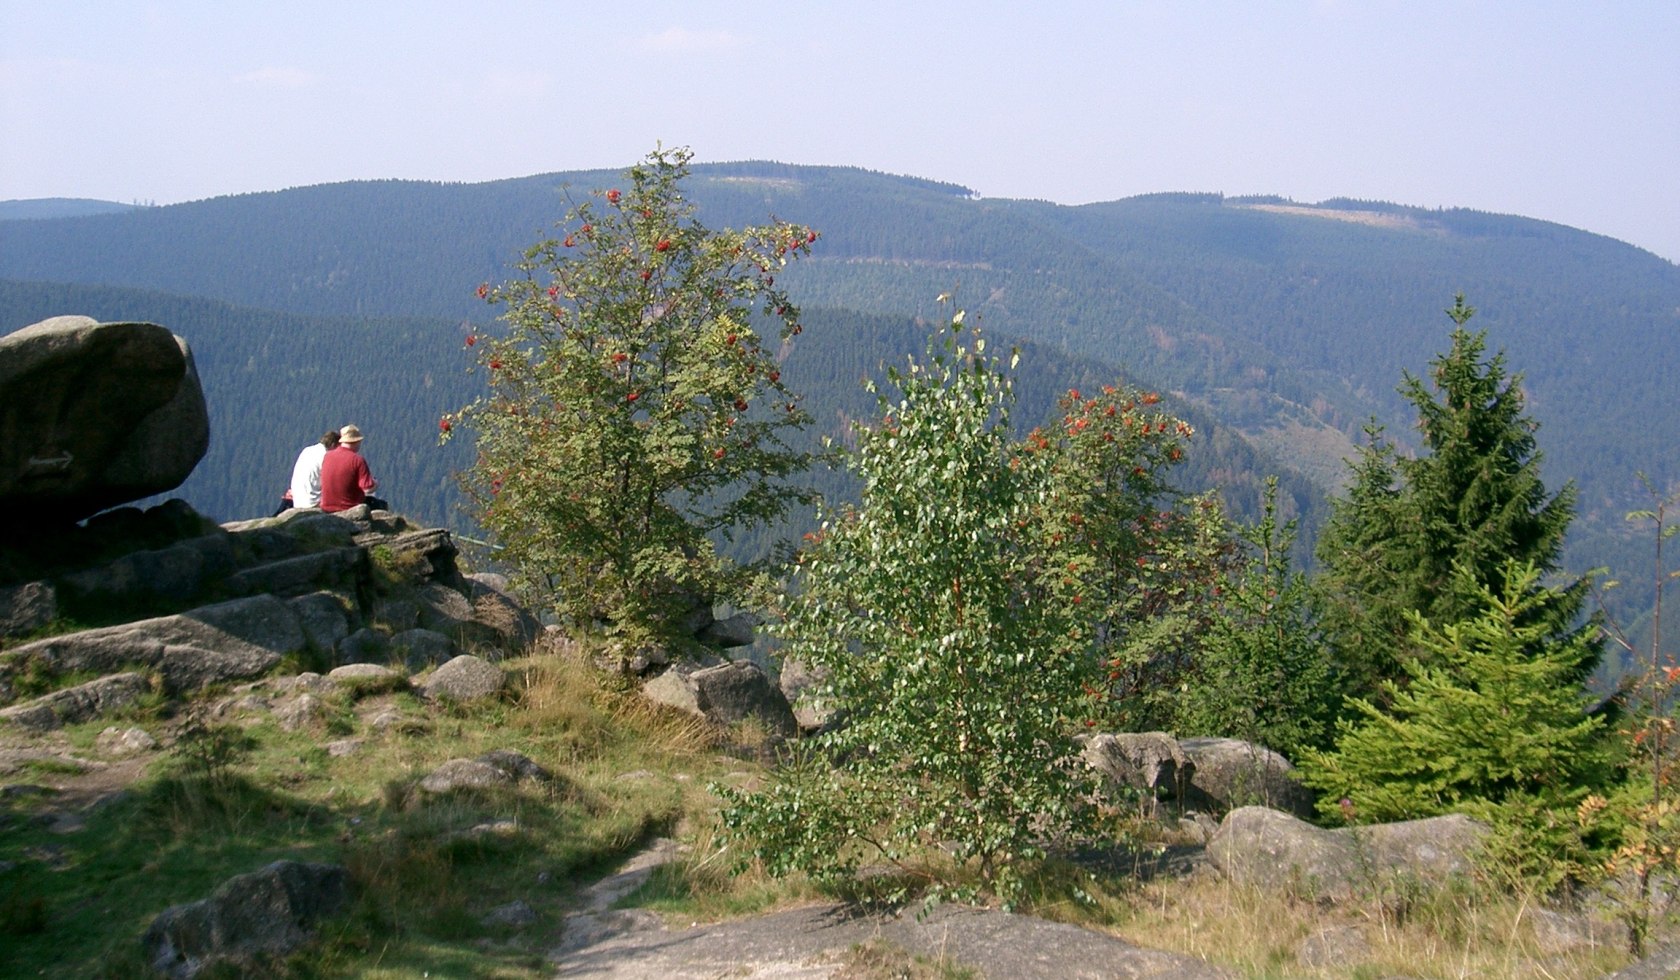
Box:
[1082,732,1193,813]
[777,655,835,734]
[1178,736,1315,816]
[1207,805,1486,903]
[643,660,798,742]
[142,860,351,979]
[419,653,506,702]
[0,316,209,525]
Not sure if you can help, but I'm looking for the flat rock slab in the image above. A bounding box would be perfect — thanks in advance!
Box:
[550,901,1237,979]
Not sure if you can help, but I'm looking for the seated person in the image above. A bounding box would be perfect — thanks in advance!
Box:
[319,424,389,512]
[274,429,340,515]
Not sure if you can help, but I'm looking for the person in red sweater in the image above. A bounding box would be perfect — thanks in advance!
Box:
[319,424,389,512]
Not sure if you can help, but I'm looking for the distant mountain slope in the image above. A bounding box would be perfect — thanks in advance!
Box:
[1,280,1321,559]
[2,163,1674,588]
[0,198,139,220]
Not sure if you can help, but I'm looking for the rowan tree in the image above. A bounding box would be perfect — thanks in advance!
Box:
[443,146,819,644]
[717,308,1229,901]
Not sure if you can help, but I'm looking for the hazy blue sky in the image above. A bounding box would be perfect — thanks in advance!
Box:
[3,1,1676,261]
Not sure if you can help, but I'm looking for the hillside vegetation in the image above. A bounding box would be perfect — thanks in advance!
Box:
[0,280,1324,559]
[2,162,1673,606]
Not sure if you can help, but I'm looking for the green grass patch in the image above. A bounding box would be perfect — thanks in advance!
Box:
[0,646,742,978]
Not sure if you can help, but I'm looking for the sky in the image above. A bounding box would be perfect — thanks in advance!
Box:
[3,1,1677,262]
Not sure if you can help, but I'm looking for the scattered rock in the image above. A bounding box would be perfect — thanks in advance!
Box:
[142,860,350,979]
[421,654,505,703]
[599,641,674,677]
[274,693,330,733]
[96,725,159,755]
[0,580,56,640]
[270,672,329,695]
[444,819,522,843]
[326,663,408,695]
[482,900,537,928]
[325,738,363,758]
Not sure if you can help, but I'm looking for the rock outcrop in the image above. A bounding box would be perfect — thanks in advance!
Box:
[0,501,528,734]
[0,316,209,526]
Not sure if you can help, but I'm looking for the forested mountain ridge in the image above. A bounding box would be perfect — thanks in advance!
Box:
[0,279,1321,554]
[2,161,1674,614]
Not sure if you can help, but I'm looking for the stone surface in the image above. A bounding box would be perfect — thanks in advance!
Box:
[420,654,505,702]
[287,592,351,654]
[1295,925,1371,969]
[0,580,56,640]
[335,627,390,666]
[0,594,304,704]
[224,547,365,599]
[698,611,757,649]
[142,860,350,979]
[1527,907,1618,954]
[1609,941,1680,979]
[96,725,159,755]
[1177,736,1315,816]
[644,660,798,741]
[777,655,834,733]
[550,900,1238,979]
[390,628,454,671]
[465,574,542,650]
[57,533,235,610]
[0,672,151,731]
[0,316,208,524]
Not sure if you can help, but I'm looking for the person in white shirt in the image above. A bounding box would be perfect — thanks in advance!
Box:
[272,430,340,515]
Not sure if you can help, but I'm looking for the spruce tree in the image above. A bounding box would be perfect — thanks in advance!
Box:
[1316,295,1589,693]
[1302,561,1606,824]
